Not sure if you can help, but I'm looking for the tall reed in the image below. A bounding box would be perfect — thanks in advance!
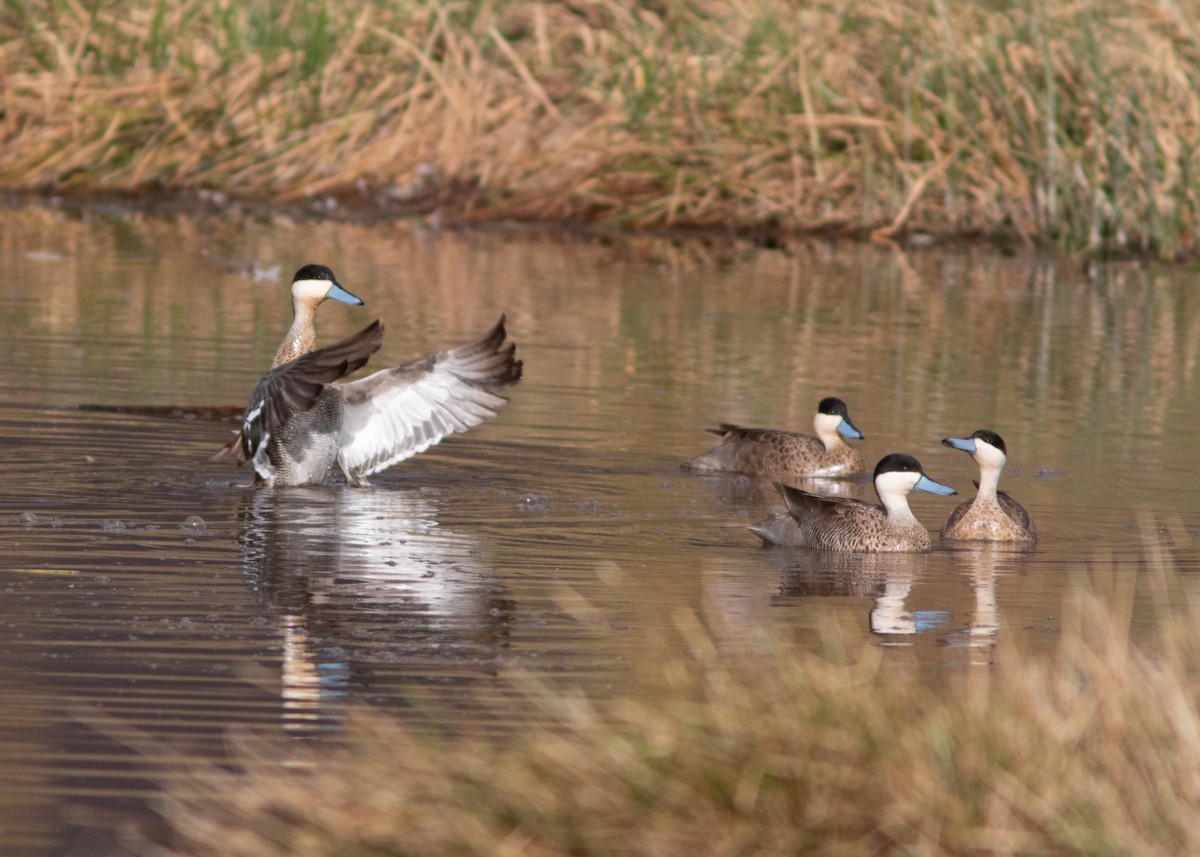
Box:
[5,1,1200,257]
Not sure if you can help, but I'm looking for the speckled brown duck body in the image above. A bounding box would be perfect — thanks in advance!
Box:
[687,397,865,479]
[750,453,957,552]
[940,430,1036,544]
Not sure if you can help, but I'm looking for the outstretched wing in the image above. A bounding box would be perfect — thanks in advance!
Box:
[212,321,384,464]
[336,315,522,480]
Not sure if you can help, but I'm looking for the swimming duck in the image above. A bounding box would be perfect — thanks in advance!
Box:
[749,453,956,552]
[686,397,865,478]
[940,430,1036,543]
[214,264,523,487]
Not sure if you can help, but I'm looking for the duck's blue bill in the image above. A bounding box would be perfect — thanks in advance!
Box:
[914,610,950,632]
[837,419,865,440]
[942,436,976,453]
[915,474,956,495]
[326,283,364,305]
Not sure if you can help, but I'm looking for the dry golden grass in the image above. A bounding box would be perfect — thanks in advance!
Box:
[151,529,1200,857]
[5,0,1200,256]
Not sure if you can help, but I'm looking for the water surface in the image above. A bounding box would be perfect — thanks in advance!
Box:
[1,205,1199,854]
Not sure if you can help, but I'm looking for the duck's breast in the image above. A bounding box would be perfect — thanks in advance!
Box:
[268,386,345,487]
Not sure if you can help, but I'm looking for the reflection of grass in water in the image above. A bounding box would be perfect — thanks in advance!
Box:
[6,1,1200,257]
[162,525,1200,856]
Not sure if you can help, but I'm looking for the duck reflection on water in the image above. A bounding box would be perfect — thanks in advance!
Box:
[706,543,1031,657]
[771,551,945,640]
[941,543,1035,665]
[237,485,514,733]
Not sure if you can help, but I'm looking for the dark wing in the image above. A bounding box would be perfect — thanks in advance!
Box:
[941,498,972,533]
[997,489,1035,532]
[211,431,247,463]
[211,320,384,464]
[707,424,797,442]
[777,482,872,520]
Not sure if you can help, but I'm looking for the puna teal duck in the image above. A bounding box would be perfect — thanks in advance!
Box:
[214,264,522,488]
[750,453,956,552]
[940,430,1036,543]
[687,397,865,479]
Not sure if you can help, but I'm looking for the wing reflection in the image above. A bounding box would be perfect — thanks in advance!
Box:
[237,487,513,733]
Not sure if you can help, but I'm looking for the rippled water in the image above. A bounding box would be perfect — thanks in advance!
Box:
[2,204,1200,854]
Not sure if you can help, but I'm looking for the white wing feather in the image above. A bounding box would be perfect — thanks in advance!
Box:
[335,326,517,481]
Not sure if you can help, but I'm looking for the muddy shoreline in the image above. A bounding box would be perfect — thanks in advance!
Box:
[1,186,1023,258]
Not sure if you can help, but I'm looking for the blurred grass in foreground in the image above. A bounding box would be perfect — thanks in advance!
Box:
[5,0,1200,257]
[155,525,1200,857]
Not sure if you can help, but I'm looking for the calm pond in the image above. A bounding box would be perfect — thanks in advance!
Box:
[1,203,1199,855]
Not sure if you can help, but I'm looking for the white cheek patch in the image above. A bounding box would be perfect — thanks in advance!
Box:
[292,278,332,303]
[813,412,841,432]
[876,469,917,494]
[974,440,1007,469]
[813,412,843,446]
[874,469,918,504]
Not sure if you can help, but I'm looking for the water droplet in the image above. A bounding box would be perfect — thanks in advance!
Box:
[515,493,549,513]
[180,515,208,536]
[15,511,61,528]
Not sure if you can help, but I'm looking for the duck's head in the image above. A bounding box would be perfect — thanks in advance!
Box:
[290,264,363,309]
[815,396,865,440]
[873,453,956,505]
[942,429,1007,469]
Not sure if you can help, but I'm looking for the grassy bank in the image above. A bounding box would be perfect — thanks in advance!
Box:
[154,545,1200,856]
[5,0,1200,257]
